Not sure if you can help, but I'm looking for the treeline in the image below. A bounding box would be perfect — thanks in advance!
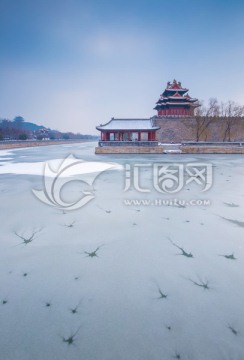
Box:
[194,99,244,142]
[0,116,98,141]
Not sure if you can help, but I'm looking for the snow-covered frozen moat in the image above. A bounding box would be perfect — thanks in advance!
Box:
[0,142,244,360]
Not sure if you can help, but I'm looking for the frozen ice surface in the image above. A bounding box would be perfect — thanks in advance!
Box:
[0,142,244,360]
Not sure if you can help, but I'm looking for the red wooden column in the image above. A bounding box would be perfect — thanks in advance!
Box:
[138,132,141,141]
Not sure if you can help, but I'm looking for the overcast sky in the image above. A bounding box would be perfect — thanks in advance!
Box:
[0,0,244,134]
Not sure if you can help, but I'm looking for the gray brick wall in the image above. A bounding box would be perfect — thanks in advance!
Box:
[153,116,244,142]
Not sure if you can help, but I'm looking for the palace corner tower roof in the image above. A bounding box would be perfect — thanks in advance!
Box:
[154,79,200,117]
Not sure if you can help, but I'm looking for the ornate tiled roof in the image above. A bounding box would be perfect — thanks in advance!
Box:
[164,79,188,94]
[96,118,160,131]
[154,80,200,112]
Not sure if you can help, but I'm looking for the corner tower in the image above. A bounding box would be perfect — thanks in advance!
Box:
[154,79,199,117]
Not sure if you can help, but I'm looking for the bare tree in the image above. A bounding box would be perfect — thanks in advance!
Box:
[220,101,244,141]
[194,98,244,142]
[194,98,220,141]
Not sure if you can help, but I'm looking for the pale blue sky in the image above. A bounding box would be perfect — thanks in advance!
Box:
[0,0,244,133]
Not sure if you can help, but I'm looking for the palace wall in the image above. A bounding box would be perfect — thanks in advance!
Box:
[95,146,165,154]
[95,144,244,154]
[153,116,244,142]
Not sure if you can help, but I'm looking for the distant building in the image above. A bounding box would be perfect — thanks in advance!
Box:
[35,128,50,140]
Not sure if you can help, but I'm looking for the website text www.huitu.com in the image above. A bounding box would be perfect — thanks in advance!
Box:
[123,198,211,207]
